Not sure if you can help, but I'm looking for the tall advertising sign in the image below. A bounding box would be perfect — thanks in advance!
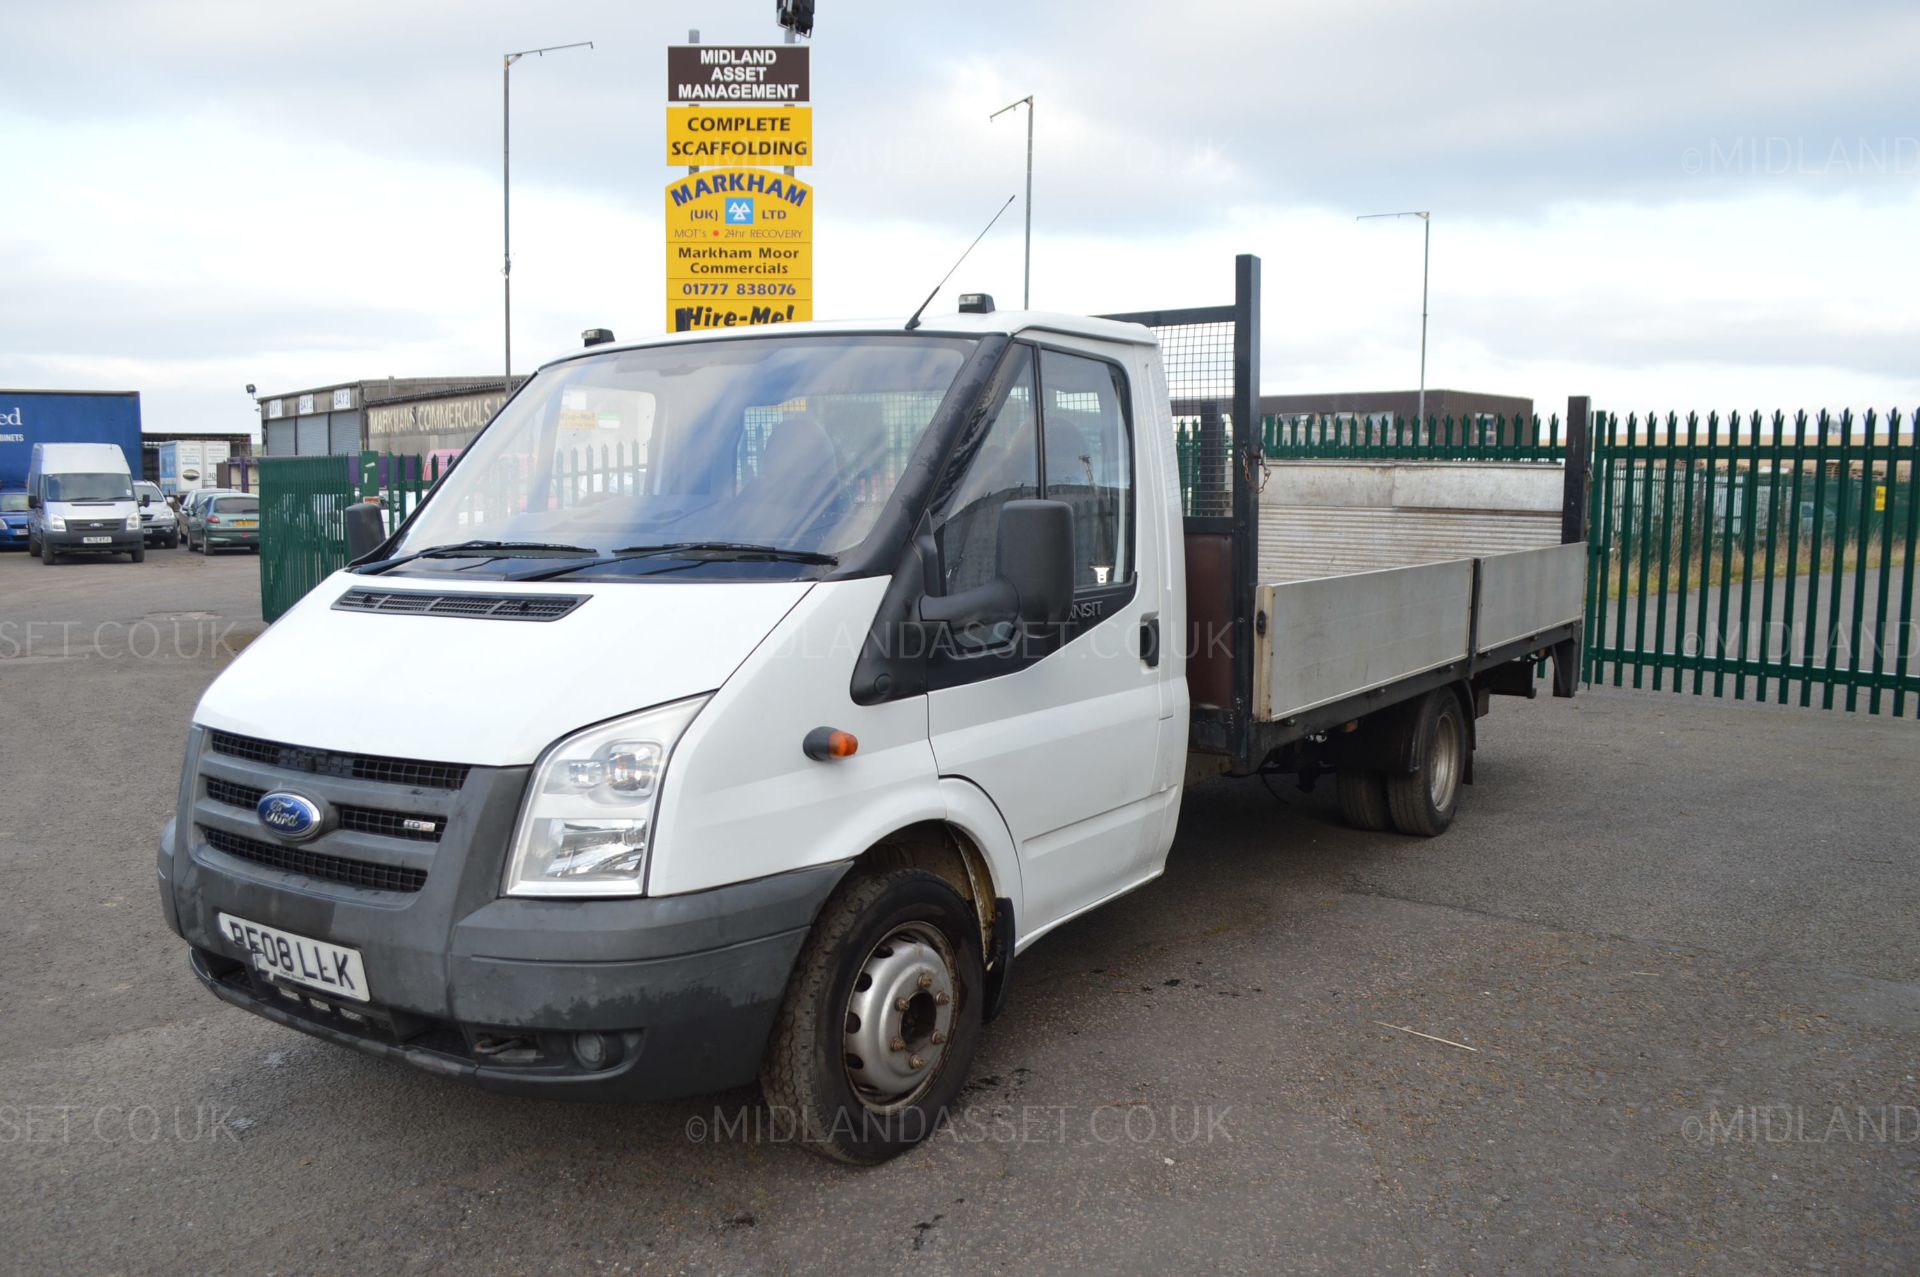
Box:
[666,45,812,333]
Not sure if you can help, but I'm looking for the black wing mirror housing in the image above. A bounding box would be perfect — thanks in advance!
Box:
[995,498,1073,625]
[916,498,1074,630]
[343,501,387,563]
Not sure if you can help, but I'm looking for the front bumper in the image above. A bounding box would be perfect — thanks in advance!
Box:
[159,741,847,1101]
[0,523,28,548]
[142,522,178,543]
[46,527,142,552]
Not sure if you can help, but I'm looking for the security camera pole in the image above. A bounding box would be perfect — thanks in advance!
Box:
[1357,209,1431,427]
[991,95,1034,308]
[504,41,594,391]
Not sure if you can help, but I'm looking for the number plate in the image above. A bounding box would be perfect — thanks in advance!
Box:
[82,535,112,544]
[217,913,370,1002]
[233,519,257,528]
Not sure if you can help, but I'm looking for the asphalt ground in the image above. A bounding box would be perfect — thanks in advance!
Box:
[2,544,1915,1275]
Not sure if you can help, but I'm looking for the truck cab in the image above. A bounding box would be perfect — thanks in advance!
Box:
[27,441,144,564]
[159,287,1581,1163]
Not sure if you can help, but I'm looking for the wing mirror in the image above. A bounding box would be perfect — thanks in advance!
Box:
[918,498,1074,631]
[344,500,387,562]
[139,494,152,507]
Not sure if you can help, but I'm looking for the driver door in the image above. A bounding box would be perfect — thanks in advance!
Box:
[925,343,1164,936]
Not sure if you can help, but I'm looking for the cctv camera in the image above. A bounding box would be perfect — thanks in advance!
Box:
[245,383,257,395]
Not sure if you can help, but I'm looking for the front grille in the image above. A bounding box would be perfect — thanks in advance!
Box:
[204,776,445,842]
[334,589,586,622]
[72,518,123,532]
[201,826,427,893]
[206,731,469,791]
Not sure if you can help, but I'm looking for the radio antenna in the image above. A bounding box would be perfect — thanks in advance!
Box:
[905,195,1017,331]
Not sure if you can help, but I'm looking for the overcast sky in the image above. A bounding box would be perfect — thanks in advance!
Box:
[4,0,1917,436]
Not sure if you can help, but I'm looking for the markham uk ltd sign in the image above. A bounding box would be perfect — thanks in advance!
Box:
[665,44,813,333]
[664,170,812,330]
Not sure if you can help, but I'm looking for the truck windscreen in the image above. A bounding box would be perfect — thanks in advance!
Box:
[393,335,976,565]
[45,473,134,502]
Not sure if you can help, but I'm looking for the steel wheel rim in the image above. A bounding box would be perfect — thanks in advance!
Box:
[1429,709,1462,808]
[842,921,957,1113]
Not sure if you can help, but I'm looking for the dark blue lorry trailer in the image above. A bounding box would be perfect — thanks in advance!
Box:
[0,390,143,550]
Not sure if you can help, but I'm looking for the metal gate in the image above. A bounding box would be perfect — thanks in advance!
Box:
[1584,409,1919,716]
[258,455,359,622]
[256,452,453,622]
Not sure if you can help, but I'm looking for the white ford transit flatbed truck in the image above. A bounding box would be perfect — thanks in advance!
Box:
[158,256,1585,1162]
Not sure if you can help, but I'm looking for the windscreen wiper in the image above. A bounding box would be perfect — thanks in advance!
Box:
[351,539,600,575]
[517,541,839,580]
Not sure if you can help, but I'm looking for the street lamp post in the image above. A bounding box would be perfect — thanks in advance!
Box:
[504,41,593,391]
[990,95,1033,308]
[1357,209,1431,427]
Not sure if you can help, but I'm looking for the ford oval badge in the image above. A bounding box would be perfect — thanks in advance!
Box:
[257,791,324,841]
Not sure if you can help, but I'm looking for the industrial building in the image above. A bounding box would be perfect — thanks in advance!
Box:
[255,376,528,459]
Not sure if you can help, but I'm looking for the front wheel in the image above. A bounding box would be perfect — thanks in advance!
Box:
[761,868,985,1164]
[1386,689,1468,837]
[130,543,146,563]
[41,538,57,566]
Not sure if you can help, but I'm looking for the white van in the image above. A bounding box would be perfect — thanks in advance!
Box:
[26,442,144,564]
[157,263,1586,1163]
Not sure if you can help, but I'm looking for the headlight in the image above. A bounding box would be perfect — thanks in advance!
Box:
[48,515,66,531]
[127,514,142,531]
[502,695,709,898]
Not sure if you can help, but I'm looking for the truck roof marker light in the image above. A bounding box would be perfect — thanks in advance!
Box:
[802,727,858,761]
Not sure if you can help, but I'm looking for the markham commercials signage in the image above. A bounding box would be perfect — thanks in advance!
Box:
[667,45,808,102]
[666,44,813,333]
[367,391,511,447]
[664,169,812,330]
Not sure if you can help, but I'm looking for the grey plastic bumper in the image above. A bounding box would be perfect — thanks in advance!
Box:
[168,817,847,1101]
[46,528,141,551]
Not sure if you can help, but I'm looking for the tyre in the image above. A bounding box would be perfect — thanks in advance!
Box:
[130,543,146,563]
[41,538,57,566]
[760,867,985,1165]
[1386,689,1468,837]
[1336,770,1393,831]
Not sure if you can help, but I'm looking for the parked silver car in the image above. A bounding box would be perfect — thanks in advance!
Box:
[134,481,181,548]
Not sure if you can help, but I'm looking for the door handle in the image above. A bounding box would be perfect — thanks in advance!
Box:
[1139,614,1160,668]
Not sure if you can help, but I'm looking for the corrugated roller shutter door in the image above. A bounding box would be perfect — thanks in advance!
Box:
[328,411,361,454]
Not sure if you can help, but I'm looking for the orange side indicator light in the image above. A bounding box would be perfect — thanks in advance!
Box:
[802,727,859,762]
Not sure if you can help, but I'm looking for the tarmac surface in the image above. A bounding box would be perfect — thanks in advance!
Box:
[2,544,1915,1275]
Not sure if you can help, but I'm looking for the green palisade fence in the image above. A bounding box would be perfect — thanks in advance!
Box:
[1583,408,1920,716]
[258,454,359,623]
[260,407,1920,719]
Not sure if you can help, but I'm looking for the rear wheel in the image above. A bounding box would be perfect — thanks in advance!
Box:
[761,868,984,1164]
[1387,689,1467,837]
[1336,770,1393,831]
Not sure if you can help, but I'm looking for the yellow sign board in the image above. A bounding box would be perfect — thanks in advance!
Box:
[664,168,813,332]
[666,106,812,166]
